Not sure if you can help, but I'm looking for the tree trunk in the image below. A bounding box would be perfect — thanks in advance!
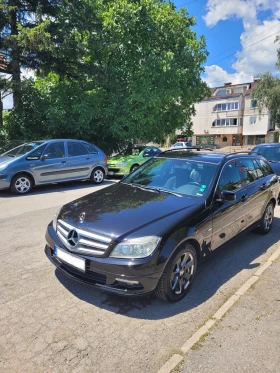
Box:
[10,2,21,109]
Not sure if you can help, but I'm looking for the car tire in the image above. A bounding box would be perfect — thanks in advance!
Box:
[130,164,139,173]
[90,168,105,184]
[257,201,274,235]
[155,243,197,302]
[10,173,33,195]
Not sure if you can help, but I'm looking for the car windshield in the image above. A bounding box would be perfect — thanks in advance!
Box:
[122,157,218,198]
[117,146,145,156]
[253,146,280,162]
[3,142,45,157]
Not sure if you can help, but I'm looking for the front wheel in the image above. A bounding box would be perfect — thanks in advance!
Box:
[10,173,33,194]
[257,201,274,234]
[90,168,105,184]
[155,244,197,302]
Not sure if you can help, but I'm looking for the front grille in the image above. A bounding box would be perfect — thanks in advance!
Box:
[57,219,112,256]
[108,167,120,173]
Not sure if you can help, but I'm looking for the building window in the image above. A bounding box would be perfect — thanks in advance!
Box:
[256,135,265,144]
[216,89,227,96]
[251,100,258,109]
[250,116,257,124]
[212,118,239,127]
[213,102,239,111]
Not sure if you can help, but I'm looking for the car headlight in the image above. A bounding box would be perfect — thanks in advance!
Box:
[52,207,62,231]
[0,163,8,171]
[115,162,126,166]
[110,236,161,259]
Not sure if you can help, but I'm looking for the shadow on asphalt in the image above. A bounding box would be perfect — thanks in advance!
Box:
[55,217,280,319]
[0,179,116,198]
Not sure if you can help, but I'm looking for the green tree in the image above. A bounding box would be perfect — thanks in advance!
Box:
[6,0,209,152]
[251,35,280,128]
[0,0,59,108]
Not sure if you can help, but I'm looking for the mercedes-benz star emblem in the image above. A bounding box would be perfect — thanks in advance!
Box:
[79,212,86,223]
[67,229,79,247]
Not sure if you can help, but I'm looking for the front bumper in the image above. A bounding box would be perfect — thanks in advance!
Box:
[107,166,129,176]
[0,176,10,190]
[45,224,162,296]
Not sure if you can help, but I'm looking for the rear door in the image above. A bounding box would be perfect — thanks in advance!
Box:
[66,141,92,180]
[238,158,269,228]
[211,160,249,250]
[30,141,68,183]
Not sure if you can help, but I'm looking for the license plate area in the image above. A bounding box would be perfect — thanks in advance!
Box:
[54,246,85,272]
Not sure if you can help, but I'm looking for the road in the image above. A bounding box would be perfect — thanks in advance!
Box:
[0,180,279,373]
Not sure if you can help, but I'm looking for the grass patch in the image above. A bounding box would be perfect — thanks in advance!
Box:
[191,332,209,351]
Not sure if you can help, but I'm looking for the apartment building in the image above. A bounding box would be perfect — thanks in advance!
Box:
[187,80,278,147]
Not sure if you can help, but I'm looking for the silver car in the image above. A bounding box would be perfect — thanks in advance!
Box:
[0,139,108,194]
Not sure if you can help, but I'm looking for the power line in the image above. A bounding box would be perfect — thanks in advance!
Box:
[207,22,280,62]
[207,29,280,66]
[205,50,278,87]
[177,0,199,8]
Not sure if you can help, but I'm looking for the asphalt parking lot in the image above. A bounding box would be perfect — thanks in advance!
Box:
[0,180,280,373]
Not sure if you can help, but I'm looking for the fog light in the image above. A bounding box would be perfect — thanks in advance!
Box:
[116,278,139,285]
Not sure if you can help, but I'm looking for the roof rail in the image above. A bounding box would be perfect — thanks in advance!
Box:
[223,151,254,158]
[165,147,214,152]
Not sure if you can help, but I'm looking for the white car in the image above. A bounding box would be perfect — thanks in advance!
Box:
[170,141,192,149]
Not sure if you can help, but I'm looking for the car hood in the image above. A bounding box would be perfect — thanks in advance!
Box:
[108,155,137,165]
[59,183,197,239]
[0,156,16,168]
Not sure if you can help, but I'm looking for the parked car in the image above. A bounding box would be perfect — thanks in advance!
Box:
[0,139,107,194]
[107,145,161,176]
[251,143,280,177]
[170,141,192,149]
[45,149,279,302]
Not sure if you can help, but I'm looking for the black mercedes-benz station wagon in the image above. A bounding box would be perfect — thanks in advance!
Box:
[45,149,279,302]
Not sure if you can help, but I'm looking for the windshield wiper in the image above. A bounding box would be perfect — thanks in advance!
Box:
[268,160,280,163]
[126,183,182,197]
[157,188,182,197]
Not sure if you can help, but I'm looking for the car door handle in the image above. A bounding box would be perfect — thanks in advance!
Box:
[241,194,248,202]
[61,160,67,164]
[86,157,90,160]
[261,181,270,190]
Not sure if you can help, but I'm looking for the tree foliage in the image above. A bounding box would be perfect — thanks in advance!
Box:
[4,0,209,152]
[251,73,280,128]
[251,36,280,128]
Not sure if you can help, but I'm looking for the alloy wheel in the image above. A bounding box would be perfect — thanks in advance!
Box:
[264,204,274,231]
[14,177,31,194]
[170,251,195,295]
[93,169,104,183]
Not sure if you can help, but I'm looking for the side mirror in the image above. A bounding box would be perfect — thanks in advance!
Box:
[216,190,236,203]
[41,154,50,161]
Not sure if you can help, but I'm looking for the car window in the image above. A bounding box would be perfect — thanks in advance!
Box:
[252,159,264,179]
[257,159,275,176]
[218,162,242,192]
[83,142,98,154]
[68,142,89,157]
[256,147,280,162]
[238,159,257,185]
[43,142,65,159]
[123,157,217,198]
[26,144,47,160]
[4,142,44,157]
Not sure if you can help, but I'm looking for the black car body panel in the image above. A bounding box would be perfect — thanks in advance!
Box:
[45,150,279,296]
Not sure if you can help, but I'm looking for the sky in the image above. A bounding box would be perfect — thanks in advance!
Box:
[174,0,280,87]
[3,0,280,109]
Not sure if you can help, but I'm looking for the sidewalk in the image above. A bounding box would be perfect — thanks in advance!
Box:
[179,256,280,373]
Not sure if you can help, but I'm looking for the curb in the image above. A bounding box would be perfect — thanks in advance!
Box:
[156,245,280,373]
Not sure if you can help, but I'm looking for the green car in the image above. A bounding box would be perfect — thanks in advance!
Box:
[107,145,162,176]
